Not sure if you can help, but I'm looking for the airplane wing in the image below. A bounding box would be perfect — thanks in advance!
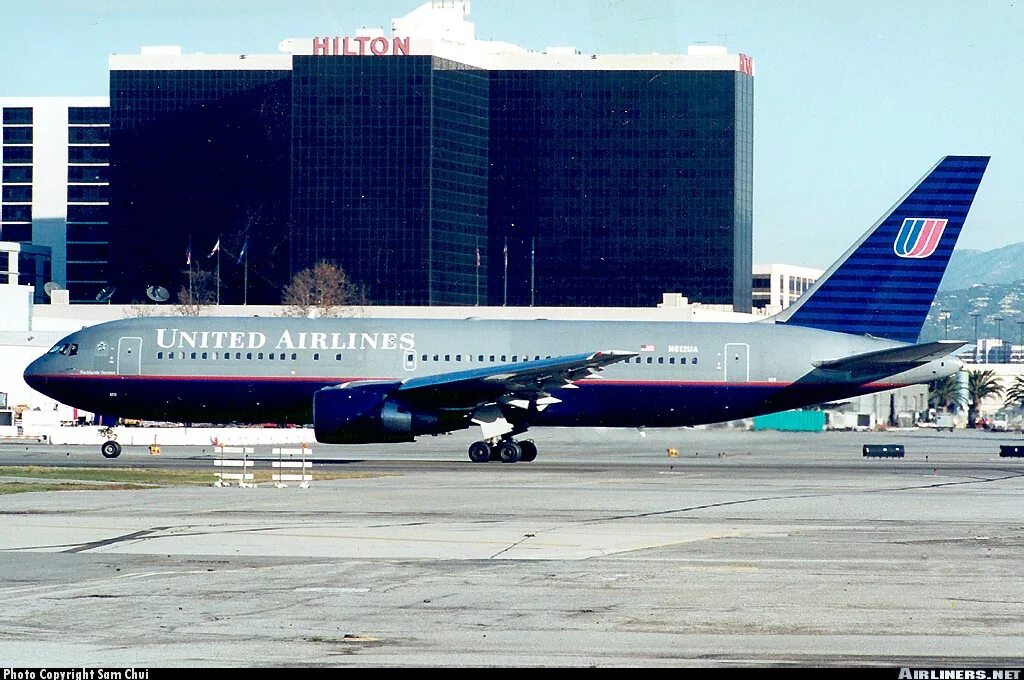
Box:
[813,340,968,374]
[395,350,638,410]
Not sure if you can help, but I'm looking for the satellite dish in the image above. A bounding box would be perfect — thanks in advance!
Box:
[43,282,61,297]
[146,285,170,303]
[95,286,116,303]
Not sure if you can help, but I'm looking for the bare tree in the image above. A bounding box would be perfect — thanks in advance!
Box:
[281,261,367,317]
[176,268,217,316]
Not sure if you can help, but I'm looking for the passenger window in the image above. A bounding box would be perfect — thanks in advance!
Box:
[313,353,319,361]
[634,357,640,364]
[455,354,461,361]
[257,353,263,360]
[500,355,507,362]
[336,353,342,361]
[511,355,518,362]
[445,354,450,361]
[421,354,427,362]
[669,357,675,365]
[290,353,297,360]
[190,352,197,359]
[658,357,664,364]
[692,357,698,365]
[269,353,275,360]
[646,357,652,364]
[489,355,495,362]
[433,354,439,361]
[157,352,164,359]
[224,354,229,360]
[235,352,242,360]
[168,353,175,360]
[478,355,484,362]
[246,352,253,360]
[202,352,208,360]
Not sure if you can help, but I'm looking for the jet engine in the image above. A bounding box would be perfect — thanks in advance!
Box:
[313,381,467,444]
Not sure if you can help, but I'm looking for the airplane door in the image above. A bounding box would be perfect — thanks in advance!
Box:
[403,350,417,372]
[117,337,143,375]
[724,343,749,382]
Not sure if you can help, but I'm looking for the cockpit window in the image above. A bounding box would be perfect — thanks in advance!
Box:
[47,343,78,356]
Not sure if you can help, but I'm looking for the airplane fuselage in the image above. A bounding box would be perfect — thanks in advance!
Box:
[24,316,958,429]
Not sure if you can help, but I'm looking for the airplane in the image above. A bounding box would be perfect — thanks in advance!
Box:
[24,155,988,462]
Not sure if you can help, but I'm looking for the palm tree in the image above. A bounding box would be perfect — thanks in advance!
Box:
[929,374,965,413]
[966,370,1004,428]
[1004,376,1024,411]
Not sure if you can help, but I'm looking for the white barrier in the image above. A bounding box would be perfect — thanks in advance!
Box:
[213,444,315,488]
[271,445,313,488]
[214,446,256,488]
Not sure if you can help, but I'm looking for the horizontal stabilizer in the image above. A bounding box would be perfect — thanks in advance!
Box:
[813,340,968,374]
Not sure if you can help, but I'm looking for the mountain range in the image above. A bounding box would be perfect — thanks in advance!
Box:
[939,242,1024,291]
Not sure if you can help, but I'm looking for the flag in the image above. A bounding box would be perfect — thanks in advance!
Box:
[640,344,654,352]
[208,239,220,258]
[476,247,480,268]
[237,238,248,265]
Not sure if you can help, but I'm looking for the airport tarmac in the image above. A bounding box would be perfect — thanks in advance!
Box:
[0,427,1023,666]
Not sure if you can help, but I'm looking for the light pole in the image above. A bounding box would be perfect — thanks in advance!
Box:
[1018,320,1024,363]
[970,312,980,363]
[940,309,950,340]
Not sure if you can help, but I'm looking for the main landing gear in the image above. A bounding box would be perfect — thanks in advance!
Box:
[468,438,538,464]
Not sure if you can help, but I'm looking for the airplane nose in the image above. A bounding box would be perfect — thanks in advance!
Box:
[23,355,47,391]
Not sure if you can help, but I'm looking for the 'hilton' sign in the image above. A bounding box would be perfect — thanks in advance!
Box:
[313,36,411,56]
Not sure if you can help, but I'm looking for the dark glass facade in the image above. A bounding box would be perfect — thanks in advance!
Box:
[1,106,32,246]
[290,55,487,305]
[109,69,291,304]
[66,106,110,302]
[488,70,753,310]
[107,56,750,309]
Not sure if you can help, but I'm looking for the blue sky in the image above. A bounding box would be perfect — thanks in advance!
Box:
[2,0,1021,268]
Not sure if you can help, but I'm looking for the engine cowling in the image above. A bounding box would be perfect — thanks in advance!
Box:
[313,381,464,444]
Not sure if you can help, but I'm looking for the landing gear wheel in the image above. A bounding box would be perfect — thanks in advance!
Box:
[101,441,122,459]
[496,440,522,464]
[468,441,492,463]
[519,440,538,462]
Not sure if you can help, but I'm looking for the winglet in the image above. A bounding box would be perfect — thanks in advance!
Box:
[774,156,989,343]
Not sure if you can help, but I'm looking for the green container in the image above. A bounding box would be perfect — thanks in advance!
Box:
[752,409,826,432]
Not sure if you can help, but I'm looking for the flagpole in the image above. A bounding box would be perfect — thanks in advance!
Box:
[216,236,221,306]
[503,236,508,307]
[243,244,248,306]
[475,239,480,307]
[530,236,535,307]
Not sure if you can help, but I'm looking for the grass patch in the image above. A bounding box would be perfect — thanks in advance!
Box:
[0,466,395,490]
[0,482,149,495]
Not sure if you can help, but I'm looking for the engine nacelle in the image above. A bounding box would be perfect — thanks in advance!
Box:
[313,381,464,444]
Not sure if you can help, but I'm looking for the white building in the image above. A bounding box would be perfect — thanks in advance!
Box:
[752,263,824,313]
[1,96,110,303]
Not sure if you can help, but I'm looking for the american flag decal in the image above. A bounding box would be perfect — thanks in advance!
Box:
[640,344,654,352]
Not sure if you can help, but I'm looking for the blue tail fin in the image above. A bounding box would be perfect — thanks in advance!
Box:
[774,155,989,343]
